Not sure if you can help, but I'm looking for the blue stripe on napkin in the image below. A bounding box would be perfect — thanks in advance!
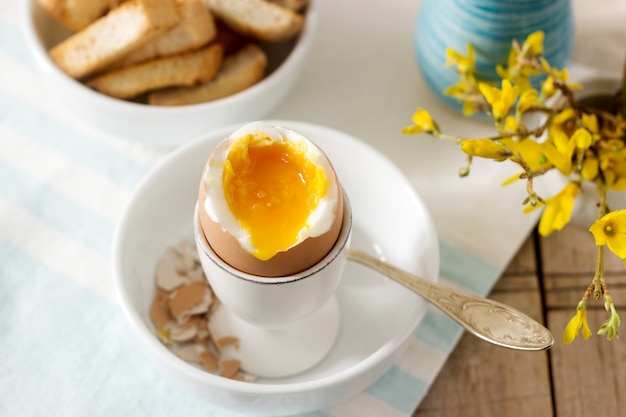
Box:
[415,309,463,353]
[0,162,113,256]
[0,91,149,189]
[439,241,501,295]
[0,238,250,417]
[414,242,501,353]
[365,366,429,415]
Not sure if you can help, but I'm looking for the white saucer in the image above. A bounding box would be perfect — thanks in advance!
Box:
[113,120,439,415]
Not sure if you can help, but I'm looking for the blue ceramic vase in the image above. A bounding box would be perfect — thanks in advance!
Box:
[415,0,574,111]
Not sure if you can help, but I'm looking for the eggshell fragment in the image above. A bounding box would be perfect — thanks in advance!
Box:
[175,243,197,272]
[194,318,210,343]
[169,281,208,319]
[216,336,239,351]
[200,350,219,373]
[220,359,241,378]
[177,344,205,363]
[186,265,205,282]
[156,248,190,292]
[150,238,253,381]
[185,288,213,317]
[169,323,198,342]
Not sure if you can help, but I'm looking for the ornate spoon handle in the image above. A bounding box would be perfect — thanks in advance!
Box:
[348,249,554,351]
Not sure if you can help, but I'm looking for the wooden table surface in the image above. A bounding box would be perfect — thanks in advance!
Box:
[414,223,626,416]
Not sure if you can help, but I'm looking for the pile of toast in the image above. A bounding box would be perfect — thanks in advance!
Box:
[39,0,308,105]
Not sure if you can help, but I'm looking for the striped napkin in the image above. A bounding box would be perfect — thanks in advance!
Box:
[2,0,621,416]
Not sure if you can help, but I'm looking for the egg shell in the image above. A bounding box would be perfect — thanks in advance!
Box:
[197,165,344,277]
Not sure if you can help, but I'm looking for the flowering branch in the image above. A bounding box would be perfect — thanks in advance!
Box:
[403,31,625,342]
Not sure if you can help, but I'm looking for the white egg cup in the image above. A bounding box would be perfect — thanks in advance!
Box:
[193,193,352,378]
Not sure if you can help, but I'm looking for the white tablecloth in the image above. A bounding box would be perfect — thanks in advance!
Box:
[1,0,624,416]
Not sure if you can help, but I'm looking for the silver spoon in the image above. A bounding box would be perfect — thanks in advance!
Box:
[347,248,554,351]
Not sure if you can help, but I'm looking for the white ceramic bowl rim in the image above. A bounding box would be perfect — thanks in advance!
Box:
[19,0,319,114]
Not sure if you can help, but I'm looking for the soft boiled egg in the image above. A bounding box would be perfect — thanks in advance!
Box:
[197,122,344,277]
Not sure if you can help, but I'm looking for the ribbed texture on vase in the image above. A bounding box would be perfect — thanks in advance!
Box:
[415,0,574,111]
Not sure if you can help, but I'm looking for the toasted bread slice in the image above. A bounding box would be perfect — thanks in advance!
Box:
[267,0,308,11]
[49,0,180,79]
[201,0,303,42]
[213,21,253,55]
[109,0,131,7]
[37,0,113,31]
[148,43,267,106]
[112,0,217,69]
[86,43,223,99]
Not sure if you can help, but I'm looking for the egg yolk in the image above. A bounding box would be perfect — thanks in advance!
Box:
[222,134,328,261]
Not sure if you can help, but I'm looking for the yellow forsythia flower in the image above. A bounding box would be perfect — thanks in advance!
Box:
[500,137,551,186]
[550,66,570,82]
[582,113,599,135]
[443,80,476,116]
[552,107,576,132]
[478,79,520,121]
[501,173,521,186]
[611,176,626,191]
[445,44,475,74]
[537,182,580,236]
[523,31,544,56]
[572,128,592,150]
[581,113,602,144]
[581,156,599,181]
[603,168,618,189]
[444,83,477,116]
[460,139,508,160]
[503,115,518,133]
[461,99,477,117]
[496,37,542,92]
[540,75,557,99]
[402,108,438,134]
[498,49,518,76]
[597,142,626,190]
[540,72,565,98]
[541,129,575,175]
[589,210,626,259]
[517,88,543,114]
[563,301,592,344]
[539,59,580,98]
[502,138,547,170]
[601,116,626,139]
[495,59,534,93]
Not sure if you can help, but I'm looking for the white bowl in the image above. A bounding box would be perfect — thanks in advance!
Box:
[112,120,440,415]
[19,0,318,147]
